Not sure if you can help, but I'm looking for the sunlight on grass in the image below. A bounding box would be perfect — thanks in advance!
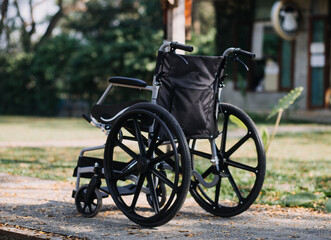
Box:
[0,116,105,142]
[258,131,331,210]
[0,116,330,211]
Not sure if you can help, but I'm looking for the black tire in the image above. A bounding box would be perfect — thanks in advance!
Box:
[189,103,266,217]
[75,184,102,218]
[104,103,191,227]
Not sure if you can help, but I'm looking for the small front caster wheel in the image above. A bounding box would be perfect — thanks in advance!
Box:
[75,184,102,218]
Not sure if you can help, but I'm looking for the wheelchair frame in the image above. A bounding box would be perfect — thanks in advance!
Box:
[73,41,266,226]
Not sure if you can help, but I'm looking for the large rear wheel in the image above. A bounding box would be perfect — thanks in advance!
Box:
[190,103,266,217]
[104,103,191,227]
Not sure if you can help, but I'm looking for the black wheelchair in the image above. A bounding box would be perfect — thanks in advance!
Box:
[72,41,266,227]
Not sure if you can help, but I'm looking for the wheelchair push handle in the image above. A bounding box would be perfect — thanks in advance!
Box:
[158,41,194,53]
[222,47,255,59]
[170,42,194,52]
[234,48,255,59]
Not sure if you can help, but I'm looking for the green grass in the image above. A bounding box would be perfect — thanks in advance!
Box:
[0,116,104,142]
[0,116,330,211]
[0,147,81,180]
[259,131,331,210]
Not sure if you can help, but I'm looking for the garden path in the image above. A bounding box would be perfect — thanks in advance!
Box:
[0,172,330,240]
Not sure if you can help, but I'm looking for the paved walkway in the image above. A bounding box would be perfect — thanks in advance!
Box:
[0,125,330,148]
[0,173,330,240]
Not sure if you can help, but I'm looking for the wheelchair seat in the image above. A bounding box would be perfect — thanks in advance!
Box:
[91,99,147,124]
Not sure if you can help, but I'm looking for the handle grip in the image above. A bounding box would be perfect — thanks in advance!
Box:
[234,48,255,59]
[170,42,194,52]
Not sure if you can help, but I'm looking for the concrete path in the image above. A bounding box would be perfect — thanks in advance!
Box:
[0,173,330,240]
[0,125,330,148]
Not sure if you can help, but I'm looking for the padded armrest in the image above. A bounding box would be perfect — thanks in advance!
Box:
[109,76,147,88]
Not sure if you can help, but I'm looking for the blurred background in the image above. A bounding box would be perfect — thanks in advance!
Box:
[0,0,330,117]
[0,0,330,212]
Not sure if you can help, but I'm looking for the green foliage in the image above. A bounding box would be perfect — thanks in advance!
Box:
[188,29,217,56]
[0,0,163,115]
[260,126,269,148]
[267,87,304,120]
[325,199,331,212]
[281,192,318,207]
[0,53,58,115]
[229,115,247,129]
[263,87,304,152]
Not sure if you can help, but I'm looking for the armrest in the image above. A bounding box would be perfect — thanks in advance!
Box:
[109,76,147,88]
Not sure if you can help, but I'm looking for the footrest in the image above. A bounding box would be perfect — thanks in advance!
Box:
[118,184,136,196]
[72,156,104,178]
[100,187,110,198]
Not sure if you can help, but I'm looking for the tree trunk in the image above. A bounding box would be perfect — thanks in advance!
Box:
[36,8,63,48]
[0,0,9,36]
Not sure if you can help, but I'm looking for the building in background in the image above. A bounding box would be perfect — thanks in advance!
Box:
[213,0,331,112]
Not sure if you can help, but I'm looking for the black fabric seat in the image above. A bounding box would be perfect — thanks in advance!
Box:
[91,99,147,124]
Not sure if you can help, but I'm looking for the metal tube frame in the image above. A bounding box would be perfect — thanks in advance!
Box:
[74,42,239,192]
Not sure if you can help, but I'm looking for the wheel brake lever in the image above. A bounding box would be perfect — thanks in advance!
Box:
[234,55,249,71]
[171,50,189,65]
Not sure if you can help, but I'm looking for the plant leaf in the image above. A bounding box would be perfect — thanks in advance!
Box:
[281,192,317,206]
[323,191,331,198]
[260,126,270,148]
[229,115,247,129]
[267,87,304,120]
[325,199,331,212]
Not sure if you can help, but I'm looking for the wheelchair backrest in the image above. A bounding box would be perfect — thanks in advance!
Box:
[157,52,224,139]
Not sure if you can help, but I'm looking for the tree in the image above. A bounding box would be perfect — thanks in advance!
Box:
[0,0,87,53]
[61,0,163,103]
[0,0,163,115]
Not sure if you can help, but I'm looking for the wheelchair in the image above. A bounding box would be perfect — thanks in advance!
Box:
[72,41,266,227]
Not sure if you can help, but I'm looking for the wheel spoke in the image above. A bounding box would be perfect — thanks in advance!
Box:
[116,140,139,159]
[227,169,244,202]
[150,150,174,164]
[214,178,221,206]
[220,114,229,153]
[146,173,160,213]
[190,148,212,160]
[151,168,175,190]
[226,159,257,173]
[201,166,214,179]
[130,174,145,210]
[113,161,138,181]
[120,159,137,173]
[146,123,161,158]
[152,147,178,171]
[192,166,213,185]
[225,133,250,158]
[197,184,214,205]
[133,118,146,156]
[88,205,92,213]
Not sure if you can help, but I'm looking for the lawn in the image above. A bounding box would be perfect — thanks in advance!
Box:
[0,116,330,211]
[0,116,104,142]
